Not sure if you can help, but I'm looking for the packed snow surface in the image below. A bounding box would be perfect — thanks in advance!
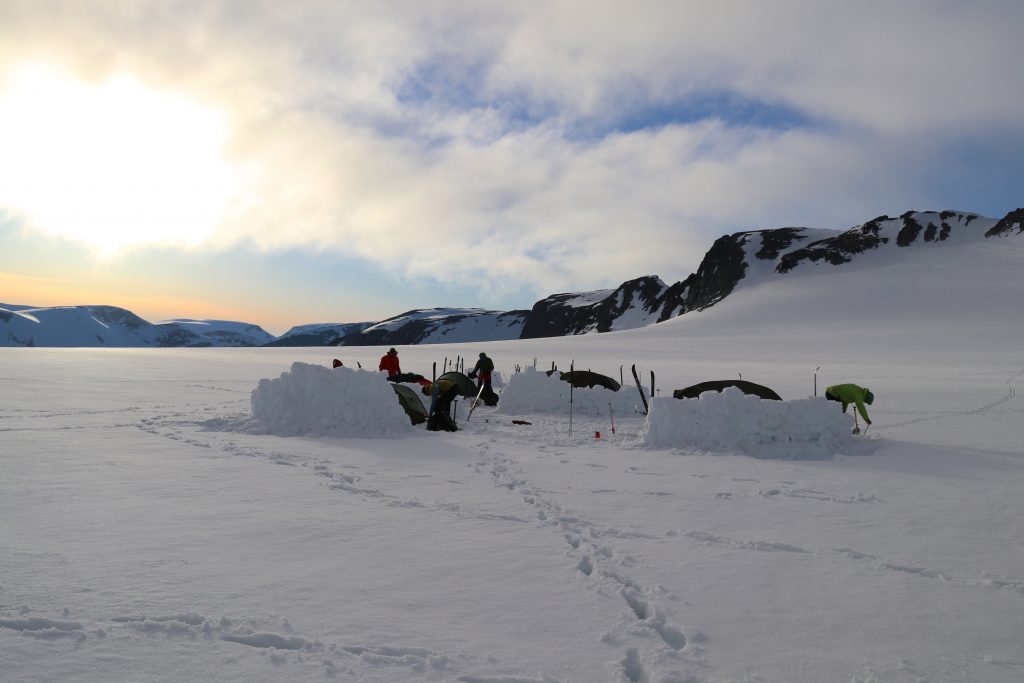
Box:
[250,362,412,437]
[641,390,864,459]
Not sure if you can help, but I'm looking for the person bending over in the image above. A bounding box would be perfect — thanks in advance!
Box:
[825,383,874,432]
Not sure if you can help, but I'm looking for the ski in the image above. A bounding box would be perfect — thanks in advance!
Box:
[650,370,656,399]
[631,364,649,415]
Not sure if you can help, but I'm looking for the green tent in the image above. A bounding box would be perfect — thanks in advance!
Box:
[391,383,428,425]
[673,380,782,401]
[558,370,621,391]
[436,371,477,398]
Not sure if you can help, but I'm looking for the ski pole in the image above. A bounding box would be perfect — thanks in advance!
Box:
[609,402,615,434]
[569,360,574,437]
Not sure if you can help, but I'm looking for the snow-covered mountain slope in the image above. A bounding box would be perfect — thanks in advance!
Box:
[341,308,529,346]
[0,305,277,348]
[607,216,1024,375]
[267,322,374,347]
[521,209,1018,338]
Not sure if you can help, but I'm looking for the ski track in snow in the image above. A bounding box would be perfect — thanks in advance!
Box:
[874,367,1023,430]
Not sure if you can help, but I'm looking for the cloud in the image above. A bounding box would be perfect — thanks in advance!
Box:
[1,1,1021,298]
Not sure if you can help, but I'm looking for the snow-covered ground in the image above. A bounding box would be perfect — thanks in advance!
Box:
[2,236,1023,682]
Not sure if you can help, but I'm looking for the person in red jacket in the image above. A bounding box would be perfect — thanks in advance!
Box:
[378,348,401,377]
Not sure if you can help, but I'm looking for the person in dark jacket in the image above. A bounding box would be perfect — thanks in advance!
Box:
[425,377,460,431]
[825,383,874,432]
[468,352,499,406]
[378,348,401,377]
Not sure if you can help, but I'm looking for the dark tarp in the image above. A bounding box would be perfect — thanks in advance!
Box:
[673,380,782,401]
[558,370,621,392]
[387,372,429,385]
[391,383,428,425]
[436,371,477,398]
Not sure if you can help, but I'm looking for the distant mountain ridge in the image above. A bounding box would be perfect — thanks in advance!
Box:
[340,308,530,346]
[3,208,1020,348]
[264,322,374,347]
[0,305,275,347]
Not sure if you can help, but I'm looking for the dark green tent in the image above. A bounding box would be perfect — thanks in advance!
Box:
[436,371,477,398]
[559,370,621,392]
[391,383,428,425]
[673,380,782,401]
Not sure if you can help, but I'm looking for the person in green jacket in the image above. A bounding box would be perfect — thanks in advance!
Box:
[825,383,874,431]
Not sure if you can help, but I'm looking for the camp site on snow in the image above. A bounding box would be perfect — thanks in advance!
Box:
[249,354,871,460]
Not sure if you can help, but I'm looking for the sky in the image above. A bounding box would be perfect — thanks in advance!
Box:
[1,1,1022,335]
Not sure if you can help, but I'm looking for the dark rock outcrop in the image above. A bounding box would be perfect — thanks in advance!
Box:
[155,327,210,347]
[986,208,1024,237]
[520,276,666,339]
[85,305,150,330]
[777,216,890,273]
[520,227,822,337]
[755,227,808,260]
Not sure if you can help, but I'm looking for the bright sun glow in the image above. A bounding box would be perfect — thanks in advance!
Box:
[0,64,241,255]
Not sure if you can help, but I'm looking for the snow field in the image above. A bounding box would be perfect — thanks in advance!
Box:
[250,362,412,437]
[3,347,1024,682]
[496,366,645,418]
[641,388,865,459]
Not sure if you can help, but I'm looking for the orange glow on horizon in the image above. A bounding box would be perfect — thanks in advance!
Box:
[0,271,294,334]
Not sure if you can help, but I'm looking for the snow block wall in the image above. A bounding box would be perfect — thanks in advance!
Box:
[497,366,646,417]
[641,389,858,459]
[251,362,413,437]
